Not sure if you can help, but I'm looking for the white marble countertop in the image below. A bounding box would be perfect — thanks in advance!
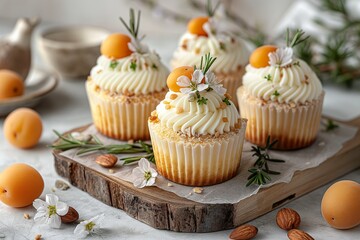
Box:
[0,19,360,240]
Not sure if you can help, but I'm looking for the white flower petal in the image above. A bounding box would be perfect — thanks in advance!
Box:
[180,87,194,94]
[133,178,147,188]
[74,223,89,239]
[176,76,191,87]
[48,215,61,229]
[192,70,204,84]
[138,158,150,172]
[202,22,212,36]
[56,201,69,216]
[132,167,144,177]
[127,42,137,53]
[91,214,105,228]
[33,199,47,210]
[214,85,227,95]
[146,177,156,187]
[46,194,59,206]
[150,168,158,177]
[34,211,47,224]
[197,84,209,92]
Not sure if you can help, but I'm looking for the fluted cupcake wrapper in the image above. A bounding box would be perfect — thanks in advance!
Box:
[237,87,324,150]
[215,67,245,107]
[86,82,165,140]
[148,120,247,186]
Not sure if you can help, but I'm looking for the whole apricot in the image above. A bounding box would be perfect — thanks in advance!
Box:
[321,180,360,229]
[167,66,194,92]
[4,108,43,149]
[249,45,277,68]
[188,17,209,37]
[0,163,44,208]
[100,33,133,59]
[0,69,24,100]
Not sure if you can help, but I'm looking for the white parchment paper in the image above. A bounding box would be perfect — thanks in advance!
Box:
[60,123,357,204]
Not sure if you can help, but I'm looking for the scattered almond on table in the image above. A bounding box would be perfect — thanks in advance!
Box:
[60,206,79,223]
[95,154,118,168]
[34,234,42,240]
[229,224,258,240]
[192,187,203,194]
[55,180,70,191]
[287,229,314,240]
[276,208,301,230]
[23,213,30,219]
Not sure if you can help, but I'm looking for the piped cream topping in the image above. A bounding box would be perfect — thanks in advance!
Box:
[242,59,322,104]
[90,52,169,95]
[171,33,248,73]
[156,90,240,136]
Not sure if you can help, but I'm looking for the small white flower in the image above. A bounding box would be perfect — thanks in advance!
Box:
[132,158,158,188]
[33,194,69,229]
[74,214,105,239]
[269,47,293,67]
[203,18,220,37]
[71,132,91,142]
[205,72,226,95]
[128,37,149,54]
[176,69,208,94]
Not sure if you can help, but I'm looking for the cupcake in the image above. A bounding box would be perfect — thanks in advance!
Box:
[86,9,169,140]
[170,3,248,106]
[237,30,324,150]
[149,53,247,186]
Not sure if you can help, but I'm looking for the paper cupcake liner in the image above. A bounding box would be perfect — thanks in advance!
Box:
[86,81,165,140]
[215,67,245,106]
[148,120,247,186]
[237,87,324,150]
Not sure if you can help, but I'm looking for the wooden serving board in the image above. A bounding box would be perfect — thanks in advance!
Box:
[53,118,360,233]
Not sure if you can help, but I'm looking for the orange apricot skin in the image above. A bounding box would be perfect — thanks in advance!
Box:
[3,108,43,149]
[249,45,278,68]
[0,163,44,208]
[0,70,24,100]
[167,66,194,92]
[188,17,209,37]
[100,33,133,59]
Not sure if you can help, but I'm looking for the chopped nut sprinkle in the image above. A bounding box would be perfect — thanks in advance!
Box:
[96,69,103,74]
[176,107,184,114]
[224,93,232,100]
[193,187,203,194]
[34,234,42,240]
[181,44,187,50]
[151,110,158,116]
[170,94,178,100]
[195,48,200,54]
[167,183,173,187]
[223,117,229,123]
[163,101,170,104]
[234,123,240,129]
[215,132,220,137]
[24,213,30,220]
[149,115,159,123]
[219,102,227,109]
[165,105,172,110]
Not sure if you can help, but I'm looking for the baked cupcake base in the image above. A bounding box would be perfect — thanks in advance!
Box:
[148,118,247,186]
[86,80,166,140]
[237,87,324,150]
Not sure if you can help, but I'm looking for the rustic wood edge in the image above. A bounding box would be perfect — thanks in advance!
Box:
[52,119,360,233]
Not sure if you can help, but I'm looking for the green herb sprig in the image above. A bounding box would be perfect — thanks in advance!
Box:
[198,53,217,74]
[207,0,220,17]
[51,130,154,165]
[286,29,310,48]
[322,119,339,131]
[119,8,141,40]
[246,136,285,187]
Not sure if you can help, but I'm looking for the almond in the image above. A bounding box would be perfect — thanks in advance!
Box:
[61,206,79,223]
[229,224,258,240]
[276,208,301,230]
[95,154,117,168]
[287,229,314,240]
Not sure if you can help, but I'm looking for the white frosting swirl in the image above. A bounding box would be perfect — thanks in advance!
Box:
[156,90,240,136]
[90,52,169,95]
[242,59,322,104]
[171,33,248,73]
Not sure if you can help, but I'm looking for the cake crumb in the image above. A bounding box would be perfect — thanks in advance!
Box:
[234,123,241,129]
[215,132,220,137]
[176,107,184,114]
[23,213,30,220]
[55,180,70,191]
[127,139,134,144]
[34,234,42,240]
[51,188,56,193]
[167,183,173,187]
[151,110,158,117]
[109,169,115,174]
[224,93,232,100]
[193,187,203,194]
[222,117,228,123]
[318,141,325,146]
[170,94,178,100]
[219,102,227,109]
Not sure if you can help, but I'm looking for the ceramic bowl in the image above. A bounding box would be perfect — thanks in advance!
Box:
[39,26,109,78]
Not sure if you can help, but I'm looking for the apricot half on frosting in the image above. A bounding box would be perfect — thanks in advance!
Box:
[188,17,209,37]
[167,66,194,92]
[250,45,277,68]
[0,70,24,100]
[4,108,43,149]
[100,33,133,59]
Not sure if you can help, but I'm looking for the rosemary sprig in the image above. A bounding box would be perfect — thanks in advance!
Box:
[322,119,339,131]
[286,28,310,48]
[246,136,285,187]
[119,8,141,40]
[207,0,220,17]
[198,53,217,74]
[51,130,155,164]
